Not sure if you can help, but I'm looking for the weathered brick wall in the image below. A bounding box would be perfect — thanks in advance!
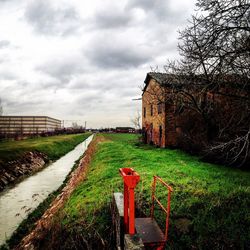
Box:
[142,75,249,153]
[142,79,178,147]
[112,193,125,250]
[165,104,178,146]
[112,193,144,250]
[142,79,165,147]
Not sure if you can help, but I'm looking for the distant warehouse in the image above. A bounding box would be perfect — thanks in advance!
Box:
[0,116,61,136]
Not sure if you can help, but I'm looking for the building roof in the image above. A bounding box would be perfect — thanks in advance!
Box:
[0,115,61,122]
[143,72,174,93]
[142,72,250,94]
[145,72,170,84]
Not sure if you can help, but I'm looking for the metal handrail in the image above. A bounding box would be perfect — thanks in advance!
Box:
[150,175,173,241]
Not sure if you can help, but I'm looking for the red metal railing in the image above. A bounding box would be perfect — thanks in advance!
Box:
[150,175,173,241]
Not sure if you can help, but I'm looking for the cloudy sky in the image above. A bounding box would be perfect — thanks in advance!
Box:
[0,0,196,128]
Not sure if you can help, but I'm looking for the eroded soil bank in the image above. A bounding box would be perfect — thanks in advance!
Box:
[0,151,48,191]
[13,136,99,250]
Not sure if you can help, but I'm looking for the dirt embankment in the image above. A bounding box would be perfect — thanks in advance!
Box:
[14,136,101,250]
[0,151,48,191]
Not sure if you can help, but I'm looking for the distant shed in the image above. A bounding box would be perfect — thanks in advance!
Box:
[0,116,61,136]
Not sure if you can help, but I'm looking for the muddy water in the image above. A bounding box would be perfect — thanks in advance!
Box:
[0,134,94,245]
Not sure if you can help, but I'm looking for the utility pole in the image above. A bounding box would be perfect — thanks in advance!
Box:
[85,121,87,130]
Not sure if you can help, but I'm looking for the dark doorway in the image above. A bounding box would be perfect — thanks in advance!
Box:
[150,123,153,144]
[159,125,162,147]
[142,127,147,143]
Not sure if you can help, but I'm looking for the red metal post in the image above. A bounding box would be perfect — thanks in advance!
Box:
[129,187,135,234]
[124,183,129,233]
[119,168,140,235]
[165,188,172,241]
[150,176,157,219]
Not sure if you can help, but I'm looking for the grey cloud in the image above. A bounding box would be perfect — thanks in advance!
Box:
[119,101,136,108]
[116,87,139,98]
[68,81,92,90]
[75,95,117,114]
[127,0,168,21]
[94,9,134,29]
[4,98,40,108]
[127,0,155,11]
[24,0,80,36]
[68,69,143,95]
[69,72,141,111]
[0,0,195,127]
[2,89,38,109]
[69,81,107,92]
[126,0,188,23]
[70,71,140,103]
[76,92,102,105]
[37,58,85,84]
[69,74,125,91]
[86,40,152,69]
[0,70,17,80]
[0,40,10,49]
[1,81,62,116]
[0,56,8,64]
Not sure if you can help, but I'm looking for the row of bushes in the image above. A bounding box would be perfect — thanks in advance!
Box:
[0,128,86,141]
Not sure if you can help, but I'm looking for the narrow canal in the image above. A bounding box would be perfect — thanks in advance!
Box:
[0,134,94,246]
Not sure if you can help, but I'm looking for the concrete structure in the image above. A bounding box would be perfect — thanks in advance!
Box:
[112,192,144,250]
[0,116,61,136]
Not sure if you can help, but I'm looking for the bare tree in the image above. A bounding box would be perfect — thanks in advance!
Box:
[131,110,141,130]
[156,0,250,166]
[179,0,249,83]
[72,122,80,129]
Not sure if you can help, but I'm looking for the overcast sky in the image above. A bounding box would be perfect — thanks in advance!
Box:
[0,0,196,128]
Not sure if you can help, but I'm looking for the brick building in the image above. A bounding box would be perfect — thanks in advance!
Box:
[142,72,177,147]
[142,72,249,149]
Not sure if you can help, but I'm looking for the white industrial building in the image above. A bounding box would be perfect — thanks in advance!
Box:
[0,116,61,135]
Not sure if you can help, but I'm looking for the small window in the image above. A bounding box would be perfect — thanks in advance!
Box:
[158,103,162,114]
[143,107,146,118]
[150,104,153,116]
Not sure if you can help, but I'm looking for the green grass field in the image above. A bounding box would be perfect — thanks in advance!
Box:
[53,133,250,249]
[0,133,91,165]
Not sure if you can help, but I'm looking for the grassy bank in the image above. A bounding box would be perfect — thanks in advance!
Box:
[0,133,91,165]
[29,134,250,249]
[0,156,84,250]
